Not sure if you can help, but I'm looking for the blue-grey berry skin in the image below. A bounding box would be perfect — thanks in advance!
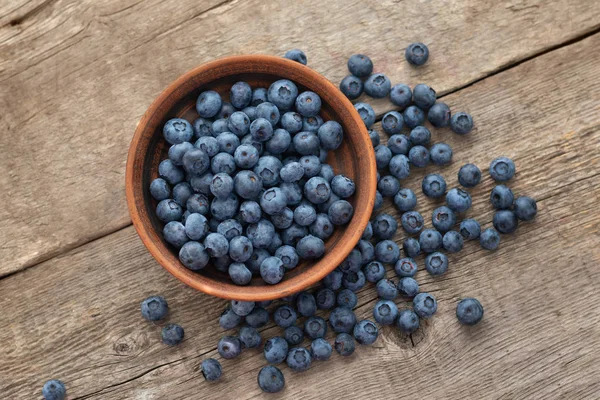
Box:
[373,213,398,239]
[340,75,364,99]
[275,245,299,270]
[201,358,223,382]
[216,132,240,156]
[397,277,420,298]
[394,257,418,278]
[241,134,264,155]
[284,326,304,346]
[369,129,381,147]
[458,163,481,188]
[257,365,285,393]
[490,185,514,210]
[274,305,297,328]
[443,231,464,253]
[403,105,425,129]
[456,298,484,325]
[208,173,233,200]
[374,145,393,169]
[480,228,500,250]
[268,79,298,111]
[217,219,243,241]
[459,219,481,241]
[260,187,287,215]
[339,249,362,274]
[419,229,443,253]
[409,126,431,146]
[388,156,410,183]
[239,201,262,224]
[322,268,343,290]
[299,155,321,178]
[203,233,229,258]
[403,238,421,259]
[318,164,335,183]
[376,278,398,300]
[281,182,303,206]
[189,173,213,196]
[412,83,437,109]
[328,200,354,225]
[425,252,449,276]
[162,323,184,346]
[172,182,193,207]
[430,143,453,166]
[451,112,474,135]
[293,203,317,226]
[213,255,232,273]
[280,162,305,183]
[264,336,289,363]
[422,173,447,199]
[229,236,254,263]
[196,90,222,118]
[365,73,392,98]
[317,121,343,151]
[281,223,308,246]
[210,193,240,220]
[514,196,537,221]
[428,102,451,128]
[141,295,169,321]
[355,102,376,128]
[251,87,268,106]
[387,135,410,157]
[446,188,472,213]
[342,270,366,292]
[245,307,270,328]
[409,145,430,168]
[295,91,322,117]
[310,338,333,361]
[302,115,324,132]
[150,178,170,201]
[279,112,302,135]
[493,210,519,234]
[260,256,285,284]
[159,159,185,185]
[334,333,356,356]
[432,206,456,233]
[193,117,214,138]
[330,306,357,333]
[227,111,251,137]
[393,188,417,212]
[169,142,195,166]
[413,292,438,318]
[195,136,219,157]
[378,175,400,197]
[265,128,291,154]
[271,208,294,230]
[381,111,404,135]
[347,54,373,77]
[295,292,317,317]
[256,102,281,126]
[268,233,284,256]
[217,102,236,120]
[405,42,429,66]
[401,211,424,235]
[375,240,400,264]
[337,289,358,309]
[357,240,375,265]
[210,152,236,175]
[219,307,242,329]
[246,248,270,274]
[163,221,189,248]
[254,156,282,187]
[364,261,386,283]
[240,326,262,348]
[354,320,379,345]
[293,132,320,156]
[489,157,516,182]
[296,235,325,259]
[305,316,328,339]
[163,118,193,145]
[212,118,229,135]
[156,199,183,223]
[390,83,413,108]
[249,117,274,142]
[373,299,399,325]
[218,335,242,359]
[256,300,272,308]
[315,288,336,310]
[208,217,221,232]
[362,222,373,240]
[231,300,255,317]
[397,310,420,334]
[42,380,66,400]
[309,213,334,240]
[230,81,252,109]
[187,193,210,215]
[284,49,307,65]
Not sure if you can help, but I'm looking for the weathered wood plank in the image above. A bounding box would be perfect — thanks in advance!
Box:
[1,32,600,399]
[1,0,600,275]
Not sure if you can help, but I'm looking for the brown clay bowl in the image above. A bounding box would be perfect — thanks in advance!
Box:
[126,55,377,301]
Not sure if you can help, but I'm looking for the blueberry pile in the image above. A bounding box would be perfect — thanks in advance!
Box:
[151,70,357,286]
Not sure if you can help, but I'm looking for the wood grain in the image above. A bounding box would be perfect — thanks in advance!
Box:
[1,0,600,276]
[1,30,600,399]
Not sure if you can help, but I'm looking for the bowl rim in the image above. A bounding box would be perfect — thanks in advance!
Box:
[126,54,377,301]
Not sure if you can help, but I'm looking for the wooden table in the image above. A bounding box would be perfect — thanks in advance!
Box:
[2,0,600,398]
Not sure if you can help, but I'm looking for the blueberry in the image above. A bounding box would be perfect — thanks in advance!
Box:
[264,336,289,364]
[293,131,320,156]
[189,173,213,196]
[327,200,353,225]
[163,221,189,248]
[218,335,242,359]
[271,208,294,230]
[489,157,516,181]
[210,193,239,220]
[428,102,451,128]
[451,112,474,135]
[293,203,317,226]
[330,306,357,333]
[281,182,303,206]
[212,118,229,135]
[229,236,253,263]
[459,219,481,241]
[514,196,537,221]
[217,219,243,241]
[300,155,321,178]
[315,288,336,310]
[373,213,398,239]
[480,228,500,250]
[162,323,184,346]
[389,154,411,181]
[369,129,381,147]
[203,233,229,257]
[230,300,255,317]
[259,187,287,215]
[239,201,262,224]
[493,210,519,234]
[408,145,430,168]
[42,380,66,400]
[217,102,236,120]
[378,175,400,198]
[393,188,417,212]
[347,54,373,77]
[268,79,298,111]
[419,229,443,253]
[387,135,410,157]
[250,117,274,142]
[210,152,236,175]
[243,106,258,120]
[364,261,386,283]
[284,326,304,346]
[490,185,514,210]
[413,292,437,318]
[357,240,375,265]
[251,87,268,106]
[343,270,366,292]
[381,111,404,135]
[239,326,262,348]
[256,102,280,126]
[257,365,285,393]
[376,278,398,300]
[141,295,169,321]
[169,142,195,166]
[273,305,297,328]
[302,115,324,132]
[430,143,453,166]
[156,199,183,223]
[172,182,193,207]
[275,244,299,270]
[390,83,413,108]
[264,129,291,154]
[201,358,222,382]
[208,217,221,232]
[281,111,304,133]
[309,213,334,240]
[213,255,233,273]
[281,223,308,246]
[364,73,391,98]
[296,235,325,259]
[373,146,394,172]
[456,298,484,325]
[446,188,472,213]
[193,117,214,138]
[159,159,185,185]
[294,91,321,118]
[373,299,398,325]
[260,256,285,284]
[150,178,170,201]
[402,238,421,258]
[394,257,418,278]
[403,105,425,129]
[405,42,429,66]
[339,249,362,274]
[304,316,328,340]
[316,121,343,151]
[279,162,304,183]
[458,163,481,187]
[323,268,343,291]
[425,252,449,276]
[293,291,316,317]
[362,221,374,240]
[397,277,419,298]
[240,134,264,155]
[163,118,193,145]
[227,111,251,137]
[355,102,376,128]
[332,333,355,356]
[245,307,270,328]
[196,90,222,118]
[375,240,400,264]
[443,231,463,253]
[195,136,219,157]
[432,206,456,233]
[340,75,364,99]
[230,81,252,109]
[254,156,282,187]
[246,248,270,274]
[412,83,436,109]
[186,193,210,215]
[310,338,333,361]
[397,310,420,334]
[422,173,447,198]
[407,127,430,147]
[208,173,233,200]
[401,211,424,235]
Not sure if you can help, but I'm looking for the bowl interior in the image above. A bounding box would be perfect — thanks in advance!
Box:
[128,56,376,300]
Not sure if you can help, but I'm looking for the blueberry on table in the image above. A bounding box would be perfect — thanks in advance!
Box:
[340,75,364,100]
[422,173,447,199]
[401,211,424,235]
[162,323,184,346]
[456,298,484,325]
[218,335,243,359]
[337,288,358,309]
[375,240,400,264]
[375,144,393,169]
[443,231,464,253]
[245,307,269,328]
[394,257,418,278]
[284,49,307,65]
[296,291,317,317]
[430,143,453,166]
[342,270,366,292]
[419,229,443,253]
[388,133,411,155]
[409,125,431,146]
[365,73,392,98]
[378,175,401,197]
[239,326,262,348]
[428,102,451,127]
[376,278,398,300]
[405,42,429,66]
[163,118,193,145]
[397,310,420,334]
[273,305,297,328]
[397,277,420,298]
[394,188,417,212]
[480,228,500,250]
[460,219,481,240]
[432,206,456,233]
[310,338,333,361]
[389,154,411,180]
[373,299,399,325]
[357,239,375,265]
[458,163,481,188]
[413,83,437,109]
[413,292,437,318]
[451,111,474,135]
[354,319,379,345]
[489,157,516,182]
[402,238,421,259]
[42,380,66,400]
[408,145,430,168]
[490,185,515,210]
[257,365,285,393]
[446,188,472,213]
[373,213,398,239]
[287,347,312,372]
[493,210,519,234]
[390,83,413,108]
[368,129,381,147]
[330,306,357,333]
[141,295,169,321]
[315,288,336,310]
[403,105,425,128]
[305,316,328,339]
[201,358,222,382]
[284,326,304,346]
[514,196,537,221]
[219,307,242,330]
[347,54,373,77]
[425,252,449,276]
[355,102,376,128]
[264,336,289,364]
[323,268,343,291]
[382,111,404,134]
[334,333,356,356]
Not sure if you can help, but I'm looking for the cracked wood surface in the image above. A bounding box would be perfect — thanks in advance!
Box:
[1,29,600,398]
[1,0,600,276]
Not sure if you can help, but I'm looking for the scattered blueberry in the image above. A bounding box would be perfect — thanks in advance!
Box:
[284,326,305,346]
[394,257,418,278]
[263,336,289,363]
[348,54,373,77]
[354,320,379,345]
[456,298,484,325]
[413,292,437,318]
[397,310,420,334]
[257,365,285,393]
[405,42,429,66]
[42,380,66,400]
[480,228,500,250]
[489,157,516,182]
[390,84,413,109]
[310,338,333,361]
[450,112,474,135]
[284,49,307,65]
[422,173,447,198]
[427,102,451,127]
[419,229,443,253]
[446,188,472,213]
[162,323,184,346]
[201,358,222,382]
[493,210,519,234]
[340,75,364,99]
[401,211,424,235]
[490,185,514,210]
[432,206,456,233]
[514,196,537,221]
[334,333,356,356]
[373,299,398,325]
[397,277,420,298]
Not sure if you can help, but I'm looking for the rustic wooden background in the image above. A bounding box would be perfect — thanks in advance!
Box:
[1,0,600,398]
